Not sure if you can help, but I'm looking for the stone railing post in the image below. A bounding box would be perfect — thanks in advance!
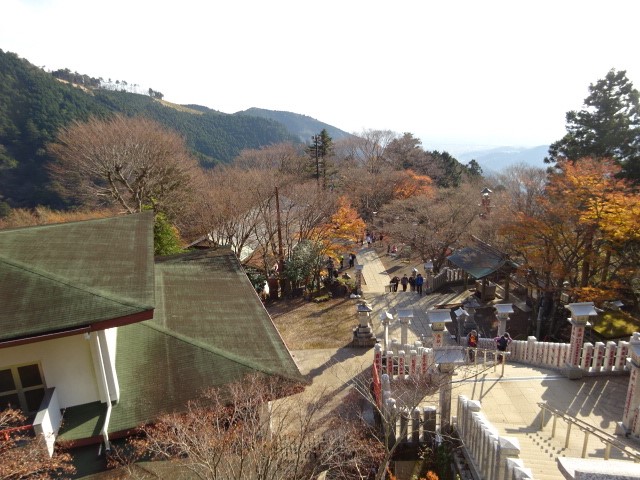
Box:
[485,433,499,479]
[496,436,520,480]
[409,349,418,378]
[616,340,630,371]
[386,351,394,379]
[526,336,536,364]
[604,341,617,371]
[411,408,421,443]
[580,342,594,371]
[593,341,605,372]
[399,407,410,443]
[398,350,406,380]
[422,406,436,444]
[619,333,640,434]
[374,344,383,375]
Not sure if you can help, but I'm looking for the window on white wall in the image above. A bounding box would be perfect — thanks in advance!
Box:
[0,363,46,414]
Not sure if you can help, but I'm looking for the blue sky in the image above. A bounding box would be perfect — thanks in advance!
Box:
[2,0,640,154]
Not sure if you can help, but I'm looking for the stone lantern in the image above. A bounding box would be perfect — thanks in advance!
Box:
[424,260,434,293]
[353,301,376,347]
[354,264,364,295]
[397,309,413,349]
[434,347,466,433]
[565,302,598,377]
[454,307,469,345]
[379,310,393,351]
[494,303,514,336]
[427,309,453,348]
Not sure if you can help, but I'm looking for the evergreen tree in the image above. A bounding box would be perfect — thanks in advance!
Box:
[307,129,333,188]
[547,69,640,183]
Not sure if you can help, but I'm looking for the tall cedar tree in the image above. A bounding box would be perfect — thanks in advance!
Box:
[547,69,640,183]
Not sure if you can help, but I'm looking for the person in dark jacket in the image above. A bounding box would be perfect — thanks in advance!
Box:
[400,274,409,292]
[494,332,512,363]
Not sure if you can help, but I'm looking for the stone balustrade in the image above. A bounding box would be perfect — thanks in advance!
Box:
[426,267,465,293]
[457,395,533,480]
[375,343,435,380]
[478,336,630,375]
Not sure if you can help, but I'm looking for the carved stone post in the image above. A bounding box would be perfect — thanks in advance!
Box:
[565,302,598,378]
[496,437,521,480]
[618,332,640,435]
[379,310,393,351]
[398,308,413,349]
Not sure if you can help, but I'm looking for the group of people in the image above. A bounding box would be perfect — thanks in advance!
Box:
[389,270,425,294]
[466,330,512,363]
[365,231,383,246]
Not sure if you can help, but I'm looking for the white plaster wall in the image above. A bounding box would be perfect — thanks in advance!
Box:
[0,335,100,408]
[104,327,118,371]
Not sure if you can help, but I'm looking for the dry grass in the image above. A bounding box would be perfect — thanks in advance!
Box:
[268,297,359,350]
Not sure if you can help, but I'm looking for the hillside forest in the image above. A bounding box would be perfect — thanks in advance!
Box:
[1,48,640,340]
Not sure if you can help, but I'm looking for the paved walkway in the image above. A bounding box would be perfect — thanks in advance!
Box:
[356,246,469,346]
[287,246,639,477]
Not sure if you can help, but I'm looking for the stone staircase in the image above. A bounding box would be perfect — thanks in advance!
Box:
[501,411,639,479]
[517,428,575,479]
[457,392,640,480]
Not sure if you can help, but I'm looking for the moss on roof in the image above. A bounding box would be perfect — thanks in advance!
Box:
[0,213,155,341]
[60,248,303,440]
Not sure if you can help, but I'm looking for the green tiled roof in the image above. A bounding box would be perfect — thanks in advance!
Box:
[59,248,303,441]
[0,213,155,341]
[447,241,517,280]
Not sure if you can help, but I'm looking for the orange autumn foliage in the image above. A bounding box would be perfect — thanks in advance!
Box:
[307,196,366,259]
[393,169,434,199]
[386,467,439,480]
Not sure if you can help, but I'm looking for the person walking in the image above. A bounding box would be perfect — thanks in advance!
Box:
[400,274,409,292]
[409,275,416,292]
[494,332,512,363]
[467,329,478,362]
[391,276,400,292]
[415,273,424,295]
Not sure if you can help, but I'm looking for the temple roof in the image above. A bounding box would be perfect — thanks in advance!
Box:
[447,239,517,280]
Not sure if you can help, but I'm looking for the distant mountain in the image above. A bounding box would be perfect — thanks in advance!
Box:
[0,50,298,208]
[456,145,549,173]
[237,108,352,144]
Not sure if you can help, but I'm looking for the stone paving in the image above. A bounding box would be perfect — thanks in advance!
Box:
[288,245,640,478]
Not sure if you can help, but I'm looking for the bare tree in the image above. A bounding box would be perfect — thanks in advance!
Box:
[47,114,202,220]
[189,166,268,260]
[116,374,383,480]
[232,142,308,177]
[0,408,75,479]
[380,183,481,271]
[337,130,397,175]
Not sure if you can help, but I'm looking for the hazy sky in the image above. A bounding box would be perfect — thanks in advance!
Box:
[2,0,640,154]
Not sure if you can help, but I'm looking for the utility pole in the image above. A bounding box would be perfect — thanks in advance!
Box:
[275,187,285,298]
[311,134,321,186]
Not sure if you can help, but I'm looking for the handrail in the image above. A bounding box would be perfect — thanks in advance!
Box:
[538,401,640,463]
